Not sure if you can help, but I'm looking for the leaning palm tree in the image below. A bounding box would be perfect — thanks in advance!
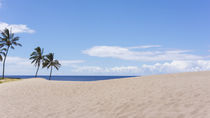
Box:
[0,28,22,79]
[42,53,61,80]
[29,47,45,77]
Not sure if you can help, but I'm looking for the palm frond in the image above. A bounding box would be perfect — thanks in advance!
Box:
[42,61,49,68]
[1,28,9,38]
[0,28,22,49]
[30,46,45,67]
[12,37,19,42]
[53,60,61,70]
[10,46,15,49]
[16,43,22,47]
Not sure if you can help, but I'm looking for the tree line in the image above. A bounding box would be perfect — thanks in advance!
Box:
[0,28,61,80]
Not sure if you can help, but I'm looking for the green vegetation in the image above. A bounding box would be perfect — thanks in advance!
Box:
[29,48,61,80]
[0,78,21,84]
[30,47,45,77]
[0,28,22,79]
[0,28,61,80]
[42,53,61,80]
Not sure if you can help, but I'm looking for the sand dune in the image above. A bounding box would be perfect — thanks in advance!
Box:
[0,71,210,118]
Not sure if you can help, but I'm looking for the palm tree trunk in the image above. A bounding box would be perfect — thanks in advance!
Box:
[49,66,53,80]
[35,65,40,78]
[2,46,10,79]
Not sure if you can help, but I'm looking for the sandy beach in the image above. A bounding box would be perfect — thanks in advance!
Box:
[0,71,210,118]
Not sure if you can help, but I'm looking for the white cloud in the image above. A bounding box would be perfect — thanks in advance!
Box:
[109,66,140,73]
[70,60,210,75]
[7,56,31,66]
[0,22,35,33]
[4,56,34,75]
[6,57,85,67]
[71,65,141,75]
[165,50,191,54]
[2,57,210,76]
[83,46,202,61]
[0,56,85,75]
[129,45,161,49]
[141,60,210,75]
[72,66,104,73]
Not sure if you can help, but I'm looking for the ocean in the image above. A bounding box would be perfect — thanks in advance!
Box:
[5,75,136,81]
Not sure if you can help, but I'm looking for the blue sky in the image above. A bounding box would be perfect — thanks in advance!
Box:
[0,0,210,75]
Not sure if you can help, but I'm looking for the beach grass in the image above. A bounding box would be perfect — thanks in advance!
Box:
[0,78,21,84]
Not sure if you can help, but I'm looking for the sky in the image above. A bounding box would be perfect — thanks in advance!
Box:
[0,0,210,75]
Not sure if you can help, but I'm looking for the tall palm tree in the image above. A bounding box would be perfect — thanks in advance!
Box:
[0,28,22,79]
[29,47,45,78]
[42,53,61,80]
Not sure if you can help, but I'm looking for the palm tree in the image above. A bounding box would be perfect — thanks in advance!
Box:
[0,28,22,79]
[42,53,61,80]
[29,47,45,78]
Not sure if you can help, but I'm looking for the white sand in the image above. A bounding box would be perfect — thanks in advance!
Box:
[1,71,210,118]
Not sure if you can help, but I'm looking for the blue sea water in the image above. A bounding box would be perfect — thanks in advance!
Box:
[5,75,136,81]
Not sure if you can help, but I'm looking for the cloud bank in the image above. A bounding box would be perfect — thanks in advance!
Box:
[128,45,161,49]
[141,60,210,75]
[1,43,210,75]
[83,46,202,61]
[71,60,210,75]
[0,22,35,33]
[1,56,210,75]
[1,56,85,75]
